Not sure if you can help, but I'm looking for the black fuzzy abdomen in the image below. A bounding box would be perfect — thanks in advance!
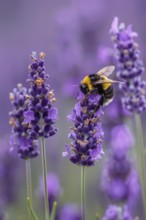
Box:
[104,86,114,99]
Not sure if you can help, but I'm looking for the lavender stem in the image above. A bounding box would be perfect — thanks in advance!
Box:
[135,113,146,218]
[81,166,86,220]
[41,137,49,220]
[27,197,39,220]
[26,159,32,219]
[50,201,57,220]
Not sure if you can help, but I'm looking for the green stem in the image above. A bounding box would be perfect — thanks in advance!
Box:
[50,201,57,220]
[41,137,49,220]
[27,197,39,220]
[135,113,146,218]
[81,166,86,220]
[26,159,33,219]
[95,213,99,220]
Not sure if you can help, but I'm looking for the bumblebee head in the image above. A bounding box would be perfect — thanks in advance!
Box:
[80,83,89,95]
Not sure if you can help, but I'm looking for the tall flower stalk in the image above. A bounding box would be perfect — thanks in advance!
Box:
[81,166,85,220]
[9,84,39,219]
[26,52,58,220]
[135,113,146,214]
[26,159,32,205]
[110,17,146,217]
[63,93,104,220]
[39,172,81,220]
[41,137,49,220]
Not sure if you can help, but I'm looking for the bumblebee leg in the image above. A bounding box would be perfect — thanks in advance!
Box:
[82,93,89,102]
[90,94,105,117]
[83,89,98,103]
[99,94,105,106]
[90,88,98,94]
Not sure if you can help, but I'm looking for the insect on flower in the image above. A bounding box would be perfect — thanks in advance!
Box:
[80,66,124,112]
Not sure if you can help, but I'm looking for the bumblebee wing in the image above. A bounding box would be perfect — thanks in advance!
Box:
[97,65,115,76]
[95,79,124,84]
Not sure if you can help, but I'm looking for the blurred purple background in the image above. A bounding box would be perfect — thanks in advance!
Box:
[1,0,146,136]
[1,0,146,219]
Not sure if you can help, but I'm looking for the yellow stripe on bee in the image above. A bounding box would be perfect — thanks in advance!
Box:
[102,82,111,90]
[101,76,111,90]
[82,76,93,91]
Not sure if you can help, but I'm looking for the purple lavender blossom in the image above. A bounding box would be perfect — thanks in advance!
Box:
[26,52,58,139]
[110,17,146,113]
[102,205,133,220]
[63,93,104,166]
[123,206,133,220]
[9,84,39,159]
[101,125,139,207]
[39,173,81,220]
[59,204,81,220]
[39,173,62,213]
[102,205,122,220]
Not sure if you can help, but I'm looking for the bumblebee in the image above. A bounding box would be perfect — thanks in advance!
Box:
[80,66,122,111]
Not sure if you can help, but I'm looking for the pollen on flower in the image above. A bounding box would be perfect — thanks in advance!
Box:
[9,93,14,101]
[93,129,98,134]
[28,65,32,71]
[84,119,90,125]
[9,117,15,127]
[123,49,129,55]
[134,43,139,49]
[25,94,31,100]
[92,117,99,123]
[51,98,57,103]
[17,83,23,89]
[140,88,145,95]
[72,127,77,132]
[77,140,89,147]
[81,155,87,160]
[97,139,103,144]
[31,52,37,61]
[48,90,57,102]
[22,122,32,128]
[35,78,44,87]
[82,107,87,114]
[48,90,55,98]
[40,52,46,60]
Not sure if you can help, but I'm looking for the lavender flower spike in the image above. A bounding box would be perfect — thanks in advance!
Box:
[110,17,146,113]
[101,125,139,208]
[102,205,122,220]
[59,204,81,220]
[9,84,39,159]
[26,52,58,220]
[63,93,104,166]
[102,205,133,220]
[26,52,58,139]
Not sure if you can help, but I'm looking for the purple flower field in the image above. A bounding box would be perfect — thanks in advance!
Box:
[1,0,146,220]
